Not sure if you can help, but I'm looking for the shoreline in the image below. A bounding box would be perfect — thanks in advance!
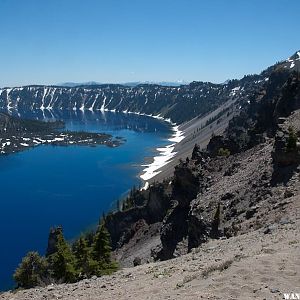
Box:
[89,107,186,188]
[139,122,185,187]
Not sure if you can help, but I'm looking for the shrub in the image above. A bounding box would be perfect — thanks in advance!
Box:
[13,251,48,288]
[217,147,231,157]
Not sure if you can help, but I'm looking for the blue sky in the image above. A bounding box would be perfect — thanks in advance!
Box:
[0,0,299,87]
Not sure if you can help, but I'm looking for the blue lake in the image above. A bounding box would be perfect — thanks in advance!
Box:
[0,110,172,290]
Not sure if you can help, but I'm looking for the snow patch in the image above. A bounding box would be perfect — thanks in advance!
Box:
[100,96,106,112]
[140,124,185,181]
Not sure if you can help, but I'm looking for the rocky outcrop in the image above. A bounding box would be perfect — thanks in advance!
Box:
[272,128,300,167]
[206,135,239,156]
[206,70,300,157]
[46,226,63,257]
[105,183,171,249]
[157,156,207,260]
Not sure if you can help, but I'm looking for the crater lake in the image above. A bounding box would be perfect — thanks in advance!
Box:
[0,110,173,290]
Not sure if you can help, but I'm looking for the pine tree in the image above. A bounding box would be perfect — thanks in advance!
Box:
[92,224,112,263]
[13,251,48,288]
[92,223,117,275]
[73,236,97,277]
[47,229,78,283]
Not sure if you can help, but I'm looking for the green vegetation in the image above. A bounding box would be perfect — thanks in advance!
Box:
[92,224,118,275]
[14,224,117,289]
[73,237,97,277]
[217,147,231,157]
[47,232,78,283]
[13,252,48,288]
[121,185,146,211]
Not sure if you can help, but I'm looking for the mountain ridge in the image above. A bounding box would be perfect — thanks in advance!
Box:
[1,51,299,125]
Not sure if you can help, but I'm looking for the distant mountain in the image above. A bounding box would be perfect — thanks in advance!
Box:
[58,81,188,88]
[58,81,102,87]
[122,81,188,87]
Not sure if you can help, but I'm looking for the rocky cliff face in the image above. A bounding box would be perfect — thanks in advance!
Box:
[0,81,253,124]
[105,182,172,250]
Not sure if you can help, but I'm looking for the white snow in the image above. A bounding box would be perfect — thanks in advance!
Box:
[89,94,99,111]
[230,86,240,97]
[100,96,106,112]
[140,144,176,180]
[5,88,12,95]
[5,88,13,110]
[140,181,149,191]
[168,125,185,143]
[290,62,295,69]
[140,124,185,181]
[46,88,56,109]
[40,88,48,110]
[20,143,29,147]
[79,102,85,111]
[52,137,64,142]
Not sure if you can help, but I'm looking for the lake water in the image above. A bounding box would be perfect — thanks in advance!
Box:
[0,110,172,290]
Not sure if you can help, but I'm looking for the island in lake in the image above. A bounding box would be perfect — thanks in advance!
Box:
[0,112,124,155]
